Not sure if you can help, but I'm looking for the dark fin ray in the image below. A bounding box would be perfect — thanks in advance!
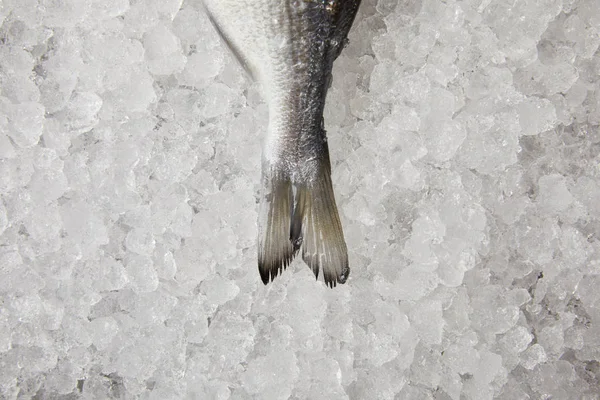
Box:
[258,166,295,284]
[202,5,256,80]
[296,151,349,288]
[290,186,304,256]
[326,0,362,62]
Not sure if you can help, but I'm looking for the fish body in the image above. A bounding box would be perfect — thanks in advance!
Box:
[203,0,361,287]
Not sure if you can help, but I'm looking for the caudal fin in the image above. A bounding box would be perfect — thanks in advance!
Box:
[258,152,349,288]
[294,158,349,288]
[257,168,295,284]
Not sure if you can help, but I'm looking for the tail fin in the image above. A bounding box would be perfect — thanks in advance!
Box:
[295,164,350,288]
[257,152,349,288]
[257,167,295,284]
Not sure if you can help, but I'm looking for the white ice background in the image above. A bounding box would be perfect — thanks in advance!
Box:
[1,0,600,398]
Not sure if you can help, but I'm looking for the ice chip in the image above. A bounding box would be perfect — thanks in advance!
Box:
[27,168,69,205]
[130,291,178,326]
[369,60,401,103]
[90,0,130,19]
[559,226,593,267]
[91,258,129,292]
[410,300,444,346]
[514,215,560,265]
[62,92,103,134]
[178,51,223,88]
[110,66,157,113]
[33,147,58,170]
[89,316,119,350]
[500,326,533,354]
[41,0,91,27]
[0,132,17,159]
[394,265,440,301]
[154,247,178,280]
[410,344,442,388]
[456,109,521,174]
[6,102,45,148]
[143,23,187,76]
[403,212,446,265]
[125,228,156,256]
[61,200,109,255]
[199,83,241,119]
[126,255,159,293]
[521,343,547,370]
[0,201,7,235]
[201,275,240,306]
[470,285,520,336]
[518,97,557,136]
[422,119,466,162]
[242,351,299,398]
[204,313,255,372]
[23,204,62,243]
[537,174,574,214]
[538,323,564,359]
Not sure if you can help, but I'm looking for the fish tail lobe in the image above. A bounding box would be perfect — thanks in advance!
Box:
[294,147,349,288]
[258,145,349,288]
[257,165,295,285]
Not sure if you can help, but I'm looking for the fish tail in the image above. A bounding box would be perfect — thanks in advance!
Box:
[295,147,349,288]
[257,144,349,288]
[257,165,295,285]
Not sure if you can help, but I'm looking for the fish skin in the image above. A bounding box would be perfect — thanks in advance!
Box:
[202,0,361,287]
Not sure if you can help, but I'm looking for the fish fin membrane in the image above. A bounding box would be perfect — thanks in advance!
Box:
[202,3,256,80]
[295,155,349,288]
[327,0,362,62]
[258,167,295,285]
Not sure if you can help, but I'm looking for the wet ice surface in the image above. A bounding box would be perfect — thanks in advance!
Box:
[1,0,600,398]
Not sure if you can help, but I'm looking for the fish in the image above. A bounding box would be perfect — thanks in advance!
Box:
[202,0,362,287]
